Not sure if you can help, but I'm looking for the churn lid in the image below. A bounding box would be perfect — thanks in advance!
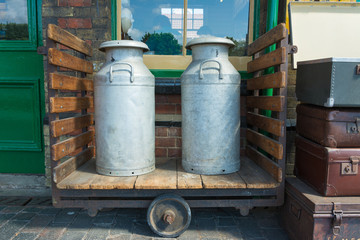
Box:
[186,37,235,50]
[99,40,149,52]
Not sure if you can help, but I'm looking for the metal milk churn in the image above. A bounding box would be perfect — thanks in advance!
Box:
[181,37,241,175]
[94,40,155,176]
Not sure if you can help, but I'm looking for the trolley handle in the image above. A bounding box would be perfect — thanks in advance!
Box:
[199,59,223,80]
[109,62,134,83]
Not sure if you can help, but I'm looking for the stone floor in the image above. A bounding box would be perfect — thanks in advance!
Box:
[0,197,290,240]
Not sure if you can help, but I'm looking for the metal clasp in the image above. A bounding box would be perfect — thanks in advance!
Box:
[346,117,360,134]
[341,156,359,175]
[332,202,343,236]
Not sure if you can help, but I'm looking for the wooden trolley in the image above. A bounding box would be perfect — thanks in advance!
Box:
[46,23,292,237]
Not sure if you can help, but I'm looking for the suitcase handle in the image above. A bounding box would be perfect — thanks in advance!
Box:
[356,64,360,75]
[290,202,301,220]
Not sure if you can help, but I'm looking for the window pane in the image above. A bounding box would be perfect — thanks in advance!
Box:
[123,0,183,55]
[187,0,249,56]
[0,0,29,40]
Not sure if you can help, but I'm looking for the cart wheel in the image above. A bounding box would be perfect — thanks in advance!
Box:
[87,208,99,217]
[147,194,191,238]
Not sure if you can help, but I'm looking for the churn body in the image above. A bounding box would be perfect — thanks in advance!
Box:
[94,41,155,176]
[181,37,241,175]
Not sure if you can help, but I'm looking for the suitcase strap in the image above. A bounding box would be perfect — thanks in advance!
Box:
[332,202,343,235]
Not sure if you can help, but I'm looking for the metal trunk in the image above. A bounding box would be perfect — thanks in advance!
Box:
[181,37,241,175]
[94,40,155,176]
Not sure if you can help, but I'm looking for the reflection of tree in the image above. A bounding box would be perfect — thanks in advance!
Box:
[0,23,28,40]
[141,32,182,55]
[226,37,247,56]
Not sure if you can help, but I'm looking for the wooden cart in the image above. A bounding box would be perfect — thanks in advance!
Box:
[46,23,292,237]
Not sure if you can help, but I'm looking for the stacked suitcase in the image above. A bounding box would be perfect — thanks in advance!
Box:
[282,2,360,239]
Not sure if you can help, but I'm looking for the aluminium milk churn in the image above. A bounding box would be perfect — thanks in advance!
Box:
[181,37,241,175]
[94,40,155,176]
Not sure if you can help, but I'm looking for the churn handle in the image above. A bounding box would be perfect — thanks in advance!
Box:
[199,59,223,80]
[109,62,134,83]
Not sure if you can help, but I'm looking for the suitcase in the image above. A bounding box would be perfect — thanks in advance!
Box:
[281,177,360,240]
[296,58,360,107]
[296,103,360,147]
[294,135,360,196]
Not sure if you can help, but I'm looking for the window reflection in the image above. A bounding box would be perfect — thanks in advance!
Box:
[0,0,29,40]
[122,0,183,55]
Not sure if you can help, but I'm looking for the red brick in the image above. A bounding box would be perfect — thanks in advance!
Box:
[168,148,182,158]
[155,95,168,103]
[155,104,176,114]
[168,127,181,137]
[175,104,181,114]
[155,127,168,137]
[155,138,176,148]
[57,18,67,28]
[68,0,84,7]
[155,148,167,157]
[58,0,68,6]
[175,138,182,148]
[83,0,92,6]
[67,18,92,29]
[167,95,181,104]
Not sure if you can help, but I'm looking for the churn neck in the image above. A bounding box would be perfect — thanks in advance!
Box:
[186,37,235,60]
[99,40,149,62]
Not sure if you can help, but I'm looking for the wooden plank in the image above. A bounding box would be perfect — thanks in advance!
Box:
[247,23,287,56]
[247,72,286,90]
[52,131,94,161]
[89,172,137,190]
[239,156,279,188]
[51,115,93,137]
[49,73,93,91]
[50,97,93,113]
[177,160,203,189]
[246,129,283,160]
[246,112,284,137]
[47,24,92,56]
[135,159,177,189]
[201,173,246,189]
[247,47,286,73]
[48,48,93,74]
[246,146,282,183]
[246,96,284,112]
[53,147,94,183]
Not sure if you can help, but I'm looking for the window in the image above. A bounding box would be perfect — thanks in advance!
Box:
[114,0,252,72]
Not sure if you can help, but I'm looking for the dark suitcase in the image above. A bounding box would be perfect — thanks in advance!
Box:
[296,103,360,147]
[295,135,360,196]
[282,177,360,240]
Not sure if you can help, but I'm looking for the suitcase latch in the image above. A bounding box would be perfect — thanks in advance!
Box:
[341,156,359,175]
[332,202,343,235]
[346,118,360,133]
[356,64,360,75]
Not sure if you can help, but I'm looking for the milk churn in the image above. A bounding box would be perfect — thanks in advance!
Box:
[181,37,241,175]
[95,40,155,176]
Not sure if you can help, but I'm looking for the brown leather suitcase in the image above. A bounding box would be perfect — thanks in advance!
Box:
[296,103,360,147]
[281,177,360,240]
[295,135,360,196]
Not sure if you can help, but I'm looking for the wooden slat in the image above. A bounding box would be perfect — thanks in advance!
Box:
[246,96,284,112]
[246,146,282,183]
[48,48,93,74]
[177,160,203,189]
[247,47,286,73]
[47,24,92,56]
[201,173,246,189]
[247,23,287,56]
[135,159,177,189]
[49,73,93,91]
[246,129,283,160]
[246,112,284,137]
[247,72,286,90]
[239,156,279,188]
[51,115,93,137]
[52,131,94,161]
[50,97,93,113]
[57,159,138,190]
[53,147,94,184]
